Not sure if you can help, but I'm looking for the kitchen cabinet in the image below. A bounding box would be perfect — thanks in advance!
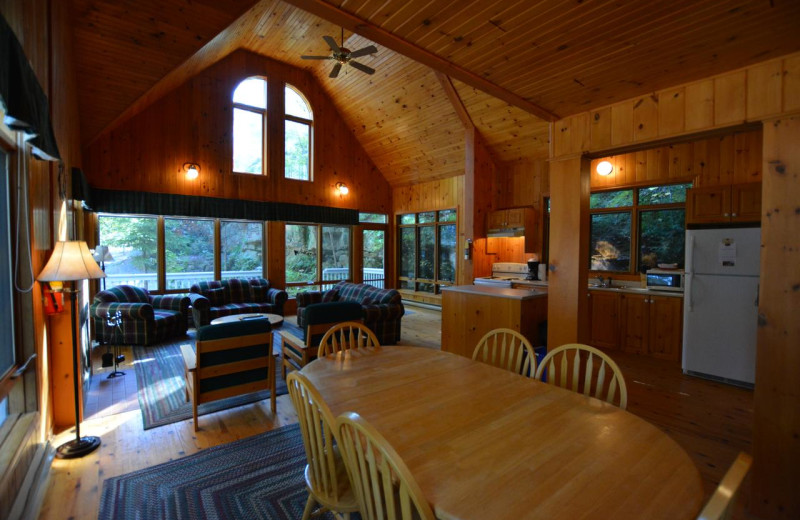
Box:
[620,292,683,361]
[686,182,761,224]
[588,291,620,349]
[588,289,683,362]
[487,207,537,250]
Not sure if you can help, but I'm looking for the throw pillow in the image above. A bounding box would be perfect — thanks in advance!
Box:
[322,289,339,303]
[205,287,226,307]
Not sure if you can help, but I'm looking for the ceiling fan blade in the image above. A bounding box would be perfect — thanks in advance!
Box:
[349,61,375,75]
[301,55,331,60]
[329,63,342,78]
[323,35,341,53]
[348,45,377,59]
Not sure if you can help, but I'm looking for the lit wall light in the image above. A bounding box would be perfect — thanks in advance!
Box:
[335,182,349,195]
[596,160,613,176]
[183,162,200,180]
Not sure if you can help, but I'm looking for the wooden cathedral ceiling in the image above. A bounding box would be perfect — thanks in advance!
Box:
[71,0,800,187]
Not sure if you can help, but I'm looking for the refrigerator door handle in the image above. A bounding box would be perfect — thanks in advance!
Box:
[755,283,759,307]
[686,234,695,312]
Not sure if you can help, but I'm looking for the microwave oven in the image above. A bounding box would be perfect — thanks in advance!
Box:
[646,269,685,292]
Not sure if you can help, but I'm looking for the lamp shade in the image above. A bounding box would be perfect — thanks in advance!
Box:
[38,241,106,282]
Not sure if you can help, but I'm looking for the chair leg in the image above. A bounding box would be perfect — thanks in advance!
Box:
[301,493,316,520]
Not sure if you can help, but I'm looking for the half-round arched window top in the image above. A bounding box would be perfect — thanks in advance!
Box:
[285,85,312,120]
[233,77,267,109]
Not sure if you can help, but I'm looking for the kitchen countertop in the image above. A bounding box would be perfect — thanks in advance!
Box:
[588,286,684,298]
[442,284,548,300]
[509,279,548,288]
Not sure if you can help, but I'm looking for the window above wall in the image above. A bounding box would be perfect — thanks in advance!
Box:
[284,85,313,181]
[589,183,691,274]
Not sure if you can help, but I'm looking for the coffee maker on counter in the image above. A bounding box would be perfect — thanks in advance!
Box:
[526,256,540,281]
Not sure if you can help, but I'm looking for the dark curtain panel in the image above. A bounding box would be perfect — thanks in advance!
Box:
[0,12,60,161]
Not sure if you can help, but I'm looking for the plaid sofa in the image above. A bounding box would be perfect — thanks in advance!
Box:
[296,281,404,345]
[188,278,288,327]
[91,285,190,346]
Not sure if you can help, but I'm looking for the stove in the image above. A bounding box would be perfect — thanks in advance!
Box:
[473,262,530,288]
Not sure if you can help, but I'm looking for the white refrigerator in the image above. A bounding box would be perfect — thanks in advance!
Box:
[682,227,760,387]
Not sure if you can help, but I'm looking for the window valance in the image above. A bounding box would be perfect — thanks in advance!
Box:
[0,13,60,161]
[72,169,357,225]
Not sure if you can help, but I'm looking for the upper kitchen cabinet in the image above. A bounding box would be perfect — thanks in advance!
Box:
[487,208,537,251]
[685,183,762,225]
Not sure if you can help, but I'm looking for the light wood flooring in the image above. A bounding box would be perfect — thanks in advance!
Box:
[38,305,754,519]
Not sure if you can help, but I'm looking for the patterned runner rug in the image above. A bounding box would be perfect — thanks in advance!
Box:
[133,329,290,430]
[98,424,340,520]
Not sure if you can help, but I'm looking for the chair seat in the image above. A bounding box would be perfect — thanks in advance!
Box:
[303,459,358,513]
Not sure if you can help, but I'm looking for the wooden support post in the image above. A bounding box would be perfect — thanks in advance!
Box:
[751,115,800,520]
[546,155,590,349]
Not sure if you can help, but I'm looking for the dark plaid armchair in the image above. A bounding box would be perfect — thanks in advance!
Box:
[91,285,190,346]
[296,281,404,345]
[189,278,288,327]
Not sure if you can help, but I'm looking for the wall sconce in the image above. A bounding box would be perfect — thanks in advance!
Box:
[596,160,613,176]
[183,162,200,180]
[334,182,349,195]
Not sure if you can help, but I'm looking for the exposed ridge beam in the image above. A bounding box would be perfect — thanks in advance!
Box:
[283,0,558,122]
[434,72,473,130]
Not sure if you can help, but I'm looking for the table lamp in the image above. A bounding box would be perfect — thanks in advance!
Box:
[38,240,106,458]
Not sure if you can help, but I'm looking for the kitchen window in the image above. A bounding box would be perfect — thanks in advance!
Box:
[589,183,691,273]
[397,209,457,294]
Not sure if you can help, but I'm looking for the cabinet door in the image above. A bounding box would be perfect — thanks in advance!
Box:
[620,293,649,354]
[589,291,620,349]
[647,295,683,361]
[686,186,731,224]
[506,208,525,227]
[731,183,762,223]
[488,210,507,230]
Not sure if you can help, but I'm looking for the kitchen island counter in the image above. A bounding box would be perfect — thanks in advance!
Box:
[442,285,548,358]
[442,284,547,300]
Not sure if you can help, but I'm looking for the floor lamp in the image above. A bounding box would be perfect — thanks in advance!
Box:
[38,240,106,459]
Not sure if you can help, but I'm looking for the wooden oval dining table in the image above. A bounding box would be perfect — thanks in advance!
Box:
[301,346,704,520]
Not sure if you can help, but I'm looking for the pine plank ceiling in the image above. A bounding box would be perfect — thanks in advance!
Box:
[70,0,800,187]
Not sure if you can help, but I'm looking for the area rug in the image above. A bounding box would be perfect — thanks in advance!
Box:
[133,330,289,430]
[98,424,340,520]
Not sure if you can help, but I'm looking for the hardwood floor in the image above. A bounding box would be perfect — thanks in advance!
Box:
[38,306,754,519]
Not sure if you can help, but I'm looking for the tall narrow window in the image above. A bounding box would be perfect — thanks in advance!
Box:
[0,152,14,380]
[98,215,159,290]
[164,218,215,290]
[284,84,313,181]
[233,77,267,175]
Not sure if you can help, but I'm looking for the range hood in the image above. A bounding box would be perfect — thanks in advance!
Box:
[487,227,525,238]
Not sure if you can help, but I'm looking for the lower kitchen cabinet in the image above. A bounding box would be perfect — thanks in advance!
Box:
[589,290,683,362]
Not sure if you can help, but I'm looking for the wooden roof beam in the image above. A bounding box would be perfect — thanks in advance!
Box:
[434,72,474,130]
[283,0,558,122]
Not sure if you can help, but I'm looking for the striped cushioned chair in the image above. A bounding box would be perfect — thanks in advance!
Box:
[91,285,189,346]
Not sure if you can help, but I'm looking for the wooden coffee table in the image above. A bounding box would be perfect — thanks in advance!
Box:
[209,313,284,328]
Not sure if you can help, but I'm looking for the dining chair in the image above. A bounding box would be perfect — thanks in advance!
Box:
[336,411,436,520]
[697,452,752,520]
[318,321,381,358]
[472,328,536,377]
[181,318,274,431]
[286,372,359,520]
[534,343,628,409]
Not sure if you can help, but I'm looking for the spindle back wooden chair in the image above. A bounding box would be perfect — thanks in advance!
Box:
[336,412,436,520]
[472,328,536,377]
[318,321,381,358]
[534,343,628,409]
[286,372,358,520]
[697,452,752,520]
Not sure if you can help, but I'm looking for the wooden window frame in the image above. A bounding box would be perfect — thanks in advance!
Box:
[397,209,457,295]
[284,223,352,296]
[284,84,313,182]
[232,76,268,176]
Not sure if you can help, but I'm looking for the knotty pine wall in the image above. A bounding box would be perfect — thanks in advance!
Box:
[589,128,762,189]
[0,0,85,510]
[82,49,391,215]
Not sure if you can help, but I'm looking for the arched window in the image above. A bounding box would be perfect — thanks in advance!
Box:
[284,84,313,181]
[232,77,267,175]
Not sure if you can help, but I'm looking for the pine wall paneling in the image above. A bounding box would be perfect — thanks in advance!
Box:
[550,51,800,520]
[82,49,392,215]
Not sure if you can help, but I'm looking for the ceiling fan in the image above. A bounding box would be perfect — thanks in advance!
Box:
[301,28,377,78]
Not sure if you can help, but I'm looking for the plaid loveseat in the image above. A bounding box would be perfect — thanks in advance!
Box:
[188,278,288,327]
[91,285,190,346]
[296,281,404,345]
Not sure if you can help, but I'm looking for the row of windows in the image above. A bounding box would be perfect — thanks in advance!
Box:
[398,210,457,295]
[589,183,691,273]
[97,213,387,295]
[233,78,313,181]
